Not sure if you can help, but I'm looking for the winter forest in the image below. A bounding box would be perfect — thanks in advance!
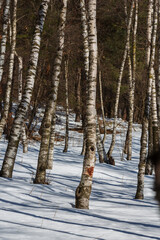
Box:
[0,0,160,239]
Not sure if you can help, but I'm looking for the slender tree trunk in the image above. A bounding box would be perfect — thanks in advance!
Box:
[34,0,68,184]
[63,58,69,153]
[46,113,56,169]
[124,47,132,156]
[75,68,81,122]
[157,4,160,139]
[0,0,11,83]
[15,52,23,103]
[15,51,28,153]
[145,72,157,175]
[98,65,106,146]
[151,69,159,152]
[21,123,28,153]
[79,0,89,79]
[79,0,89,156]
[0,0,50,178]
[145,114,153,175]
[127,0,138,160]
[81,124,86,155]
[27,63,43,134]
[107,0,135,158]
[0,0,17,138]
[135,0,158,199]
[96,117,107,163]
[75,0,97,209]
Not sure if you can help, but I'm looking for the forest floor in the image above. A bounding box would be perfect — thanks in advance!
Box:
[0,107,159,240]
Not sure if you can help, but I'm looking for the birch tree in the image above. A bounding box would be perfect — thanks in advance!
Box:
[126,0,138,160]
[0,0,50,178]
[16,53,23,103]
[135,0,158,199]
[34,0,68,184]
[0,0,11,83]
[107,0,135,159]
[98,61,106,146]
[157,3,160,139]
[96,118,107,163]
[63,58,69,153]
[79,0,89,156]
[75,68,81,122]
[0,0,17,138]
[145,70,158,174]
[75,0,97,209]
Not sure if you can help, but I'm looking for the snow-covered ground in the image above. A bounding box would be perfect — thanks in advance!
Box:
[0,109,159,240]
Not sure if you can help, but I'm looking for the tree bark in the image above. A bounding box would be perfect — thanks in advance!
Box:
[15,52,23,103]
[63,58,69,153]
[135,0,158,199]
[46,113,56,169]
[75,68,81,122]
[126,0,138,160]
[34,0,68,184]
[79,0,89,156]
[75,0,97,209]
[107,0,134,158]
[145,109,153,175]
[0,0,11,83]
[151,69,159,153]
[98,65,106,146]
[0,0,50,178]
[157,3,160,139]
[0,0,17,138]
[96,117,107,163]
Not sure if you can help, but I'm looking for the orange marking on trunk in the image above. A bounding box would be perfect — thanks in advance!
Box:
[86,167,94,177]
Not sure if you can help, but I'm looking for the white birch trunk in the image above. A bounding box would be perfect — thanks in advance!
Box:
[79,0,89,156]
[157,3,160,138]
[0,0,17,138]
[127,0,138,160]
[135,0,158,199]
[96,117,107,163]
[75,68,81,122]
[124,47,132,156]
[107,0,134,158]
[145,109,153,175]
[79,0,89,79]
[0,0,11,82]
[21,123,28,153]
[63,58,69,152]
[46,113,56,169]
[146,70,158,175]
[151,69,159,152]
[16,52,23,103]
[98,67,106,146]
[15,51,28,153]
[0,0,50,178]
[75,0,97,209]
[34,0,67,184]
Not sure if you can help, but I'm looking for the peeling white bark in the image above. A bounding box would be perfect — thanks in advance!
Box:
[0,0,11,82]
[76,0,97,209]
[0,0,50,178]
[107,0,135,158]
[135,0,158,199]
[63,58,69,153]
[34,0,68,184]
[0,0,17,138]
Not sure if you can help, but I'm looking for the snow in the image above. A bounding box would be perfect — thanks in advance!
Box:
[0,110,160,240]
